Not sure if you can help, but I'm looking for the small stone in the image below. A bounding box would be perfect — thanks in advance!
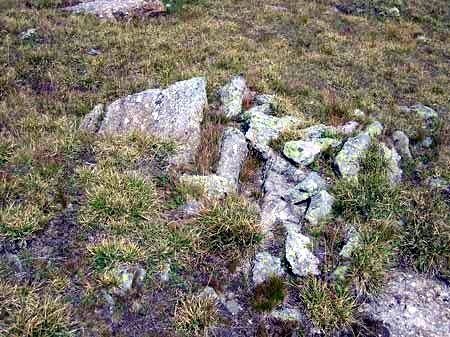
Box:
[79,104,105,133]
[335,133,372,179]
[223,297,242,316]
[379,143,402,184]
[158,263,170,283]
[353,109,365,117]
[218,75,247,119]
[387,7,400,17]
[111,266,146,296]
[285,232,320,276]
[426,177,449,190]
[179,200,202,216]
[339,121,359,135]
[392,130,412,160]
[19,28,38,40]
[87,48,102,56]
[339,227,361,259]
[363,121,384,138]
[305,190,334,225]
[252,252,284,285]
[179,174,235,199]
[411,104,438,120]
[271,307,304,322]
[254,94,277,106]
[419,137,433,148]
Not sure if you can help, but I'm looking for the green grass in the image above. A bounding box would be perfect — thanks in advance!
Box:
[88,238,142,271]
[253,276,286,312]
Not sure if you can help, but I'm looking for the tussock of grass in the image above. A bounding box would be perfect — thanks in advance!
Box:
[174,293,218,336]
[0,204,49,239]
[88,238,142,271]
[0,282,77,337]
[297,277,358,334]
[193,195,261,253]
[253,276,286,312]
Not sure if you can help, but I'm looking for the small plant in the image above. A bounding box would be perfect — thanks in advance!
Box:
[0,282,77,336]
[174,293,218,336]
[88,238,142,271]
[297,277,358,334]
[253,276,286,312]
[194,196,261,253]
[0,204,49,239]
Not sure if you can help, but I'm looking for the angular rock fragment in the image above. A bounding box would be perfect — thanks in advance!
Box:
[271,307,304,323]
[179,174,234,199]
[362,121,384,138]
[283,138,338,166]
[286,172,326,204]
[285,231,319,276]
[252,252,284,285]
[379,143,402,184]
[305,190,334,225]
[79,104,105,133]
[392,130,412,160]
[410,104,438,120]
[335,133,372,179]
[218,75,247,119]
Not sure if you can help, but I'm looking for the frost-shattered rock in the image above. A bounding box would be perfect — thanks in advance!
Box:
[80,77,207,165]
[338,121,359,135]
[426,177,449,190]
[64,0,165,19]
[216,127,248,189]
[218,75,247,119]
[285,231,319,276]
[19,28,38,40]
[392,130,412,160]
[243,106,301,158]
[179,174,234,199]
[363,271,450,337]
[335,133,372,179]
[301,124,339,140]
[283,138,339,166]
[305,190,334,225]
[252,252,284,285]
[254,94,277,106]
[287,172,326,204]
[80,104,105,133]
[379,143,402,184]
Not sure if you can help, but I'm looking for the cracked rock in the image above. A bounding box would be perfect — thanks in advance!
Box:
[335,133,372,179]
[285,231,320,276]
[305,190,334,225]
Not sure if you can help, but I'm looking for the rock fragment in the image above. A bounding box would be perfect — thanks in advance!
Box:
[392,130,412,160]
[218,75,247,119]
[285,231,320,276]
[305,190,334,225]
[252,252,284,285]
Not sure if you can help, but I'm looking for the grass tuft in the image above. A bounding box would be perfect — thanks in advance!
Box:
[253,276,286,312]
[88,238,142,271]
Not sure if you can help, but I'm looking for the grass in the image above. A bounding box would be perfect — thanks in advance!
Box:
[193,195,261,253]
[88,238,142,271]
[252,276,286,312]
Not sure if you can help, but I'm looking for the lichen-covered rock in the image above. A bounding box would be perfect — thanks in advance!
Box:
[271,307,304,323]
[363,121,384,138]
[338,121,359,135]
[339,226,360,259]
[285,231,320,276]
[81,77,207,164]
[426,177,449,190]
[64,0,165,19]
[335,133,372,179]
[283,138,339,166]
[110,265,146,296]
[379,143,402,184]
[243,106,301,158]
[301,124,339,140]
[216,127,248,188]
[363,271,450,337]
[392,130,412,160]
[252,252,284,285]
[286,172,326,204]
[79,104,105,133]
[179,174,234,199]
[411,104,438,120]
[218,75,247,119]
[254,94,277,106]
[305,190,334,225]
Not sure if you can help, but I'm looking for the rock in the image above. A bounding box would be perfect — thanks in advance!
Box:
[286,172,326,204]
[157,263,170,283]
[179,174,234,199]
[419,136,433,148]
[283,138,339,166]
[223,296,242,316]
[216,127,248,188]
[411,104,438,120]
[271,307,304,322]
[110,265,146,296]
[335,133,372,179]
[353,109,365,117]
[338,121,359,135]
[79,104,105,133]
[87,48,102,56]
[392,130,412,160]
[363,121,384,138]
[64,0,166,19]
[379,143,402,184]
[285,231,320,276]
[363,271,450,337]
[252,252,284,285]
[243,106,301,158]
[301,124,339,140]
[19,28,38,40]
[305,190,334,225]
[331,265,349,282]
[218,75,247,119]
[387,7,400,17]
[254,94,277,106]
[179,200,202,216]
[426,177,449,190]
[81,77,207,164]
[339,226,360,259]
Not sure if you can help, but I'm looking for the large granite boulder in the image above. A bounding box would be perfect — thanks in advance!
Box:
[64,0,165,19]
[80,77,208,164]
[363,271,450,337]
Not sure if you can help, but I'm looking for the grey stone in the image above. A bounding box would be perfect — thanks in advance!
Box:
[64,0,165,19]
[335,133,372,179]
[331,265,349,282]
[19,28,38,40]
[339,226,361,259]
[285,231,320,276]
[254,94,277,106]
[179,200,202,216]
[79,104,105,133]
[271,307,304,322]
[363,271,450,337]
[426,177,449,190]
[216,127,248,188]
[83,77,207,164]
[339,121,359,135]
[305,190,334,225]
[380,143,402,184]
[252,252,284,285]
[353,109,365,117]
[110,265,146,296]
[243,106,301,158]
[218,75,247,119]
[158,263,170,283]
[362,121,384,138]
[392,130,412,160]
[419,137,433,148]
[179,174,235,199]
[387,7,400,17]
[411,104,438,120]
[283,138,340,166]
[286,172,326,204]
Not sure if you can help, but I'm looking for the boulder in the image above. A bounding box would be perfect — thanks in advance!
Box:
[335,133,372,179]
[216,127,248,189]
[285,231,320,276]
[218,75,247,119]
[305,190,334,225]
[363,271,450,337]
[392,130,412,160]
[80,104,105,133]
[80,77,207,165]
[252,252,284,285]
[64,0,165,19]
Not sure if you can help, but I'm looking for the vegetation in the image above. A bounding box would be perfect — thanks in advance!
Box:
[253,276,287,312]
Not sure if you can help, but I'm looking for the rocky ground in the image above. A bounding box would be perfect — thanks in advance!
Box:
[0,1,449,337]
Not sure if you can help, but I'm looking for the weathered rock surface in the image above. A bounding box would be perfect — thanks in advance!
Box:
[283,138,339,166]
[305,190,334,225]
[219,76,247,119]
[363,271,450,337]
[379,143,402,184]
[335,133,372,179]
[285,231,320,276]
[64,0,165,19]
[410,104,439,120]
[252,252,284,285]
[271,307,304,323]
[80,104,105,133]
[179,174,234,199]
[81,77,207,164]
[362,121,384,138]
[392,130,412,160]
[216,127,248,189]
[110,265,146,297]
[243,106,301,158]
[286,172,326,204]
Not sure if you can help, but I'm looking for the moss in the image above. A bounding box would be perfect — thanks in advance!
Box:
[253,276,286,312]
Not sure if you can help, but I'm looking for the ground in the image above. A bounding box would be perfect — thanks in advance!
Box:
[0,0,449,336]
